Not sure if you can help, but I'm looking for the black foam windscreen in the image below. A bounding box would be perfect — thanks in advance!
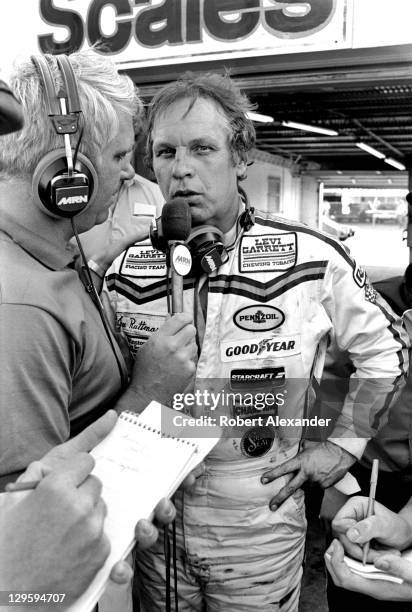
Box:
[162,198,192,241]
[0,80,24,135]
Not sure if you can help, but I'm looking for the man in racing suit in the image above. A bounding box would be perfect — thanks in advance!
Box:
[105,73,409,611]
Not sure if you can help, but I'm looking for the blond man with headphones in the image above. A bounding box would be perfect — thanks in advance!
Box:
[0,50,198,611]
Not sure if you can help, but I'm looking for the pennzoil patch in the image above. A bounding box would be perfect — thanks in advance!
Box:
[120,245,166,277]
[239,233,297,273]
[233,305,285,332]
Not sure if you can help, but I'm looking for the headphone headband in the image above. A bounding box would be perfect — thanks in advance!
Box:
[32,55,80,136]
[56,55,81,113]
[31,55,60,116]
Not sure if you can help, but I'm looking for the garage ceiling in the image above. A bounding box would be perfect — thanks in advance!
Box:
[237,45,412,190]
[249,83,411,188]
[132,44,412,190]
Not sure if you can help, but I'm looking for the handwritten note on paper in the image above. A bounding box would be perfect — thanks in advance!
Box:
[69,402,220,612]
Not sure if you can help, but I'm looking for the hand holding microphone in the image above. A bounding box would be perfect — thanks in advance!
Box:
[121,198,197,409]
[131,312,197,408]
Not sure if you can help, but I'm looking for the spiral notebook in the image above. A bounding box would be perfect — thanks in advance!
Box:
[69,402,221,612]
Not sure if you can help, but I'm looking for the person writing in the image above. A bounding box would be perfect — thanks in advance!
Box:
[0,411,176,609]
[326,494,412,604]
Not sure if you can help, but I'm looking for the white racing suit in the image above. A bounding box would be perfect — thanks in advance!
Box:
[106,210,409,611]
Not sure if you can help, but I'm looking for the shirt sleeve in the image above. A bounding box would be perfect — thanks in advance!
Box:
[0,304,74,479]
[320,245,409,458]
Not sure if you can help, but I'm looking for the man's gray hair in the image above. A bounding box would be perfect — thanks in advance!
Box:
[0,49,142,176]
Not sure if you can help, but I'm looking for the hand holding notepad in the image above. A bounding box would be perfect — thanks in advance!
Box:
[325,537,412,602]
[68,402,221,612]
[340,550,412,584]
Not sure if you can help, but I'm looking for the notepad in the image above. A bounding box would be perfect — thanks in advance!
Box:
[69,402,221,612]
[345,550,412,584]
[326,550,412,584]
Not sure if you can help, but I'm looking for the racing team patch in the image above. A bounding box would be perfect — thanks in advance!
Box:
[230,367,286,390]
[221,335,300,362]
[115,311,166,357]
[239,232,297,273]
[120,245,166,277]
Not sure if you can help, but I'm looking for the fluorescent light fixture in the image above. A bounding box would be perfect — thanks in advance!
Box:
[384,157,406,171]
[282,120,338,136]
[355,142,385,159]
[247,111,274,123]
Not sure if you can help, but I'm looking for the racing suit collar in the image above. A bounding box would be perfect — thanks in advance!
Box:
[222,199,245,246]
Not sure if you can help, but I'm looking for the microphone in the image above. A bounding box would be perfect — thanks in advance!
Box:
[0,80,24,135]
[160,198,192,314]
[162,198,192,242]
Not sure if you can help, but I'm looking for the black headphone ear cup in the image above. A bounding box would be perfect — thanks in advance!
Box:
[32,150,98,218]
[187,225,229,275]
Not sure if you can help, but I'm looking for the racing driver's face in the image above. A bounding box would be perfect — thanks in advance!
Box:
[151,96,246,233]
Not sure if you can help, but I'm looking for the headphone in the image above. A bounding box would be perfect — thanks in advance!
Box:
[187,225,229,275]
[150,203,255,276]
[31,54,98,218]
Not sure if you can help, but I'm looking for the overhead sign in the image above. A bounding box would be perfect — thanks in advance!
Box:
[3,1,412,78]
[31,0,350,69]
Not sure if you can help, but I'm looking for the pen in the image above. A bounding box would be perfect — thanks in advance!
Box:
[5,480,40,492]
[362,458,379,565]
